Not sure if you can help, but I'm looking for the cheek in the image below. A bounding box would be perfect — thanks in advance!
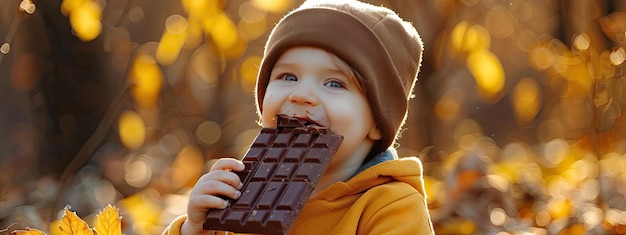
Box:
[327,99,374,137]
[260,93,282,128]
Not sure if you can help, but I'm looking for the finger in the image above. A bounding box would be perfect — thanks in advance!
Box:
[189,192,230,211]
[198,170,243,190]
[193,178,242,200]
[210,158,245,172]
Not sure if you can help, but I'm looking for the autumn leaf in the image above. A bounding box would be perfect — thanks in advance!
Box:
[11,227,45,235]
[94,205,122,235]
[59,206,93,235]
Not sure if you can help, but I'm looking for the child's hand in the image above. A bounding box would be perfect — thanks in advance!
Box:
[181,158,245,235]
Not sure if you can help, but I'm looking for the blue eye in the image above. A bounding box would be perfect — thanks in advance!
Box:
[325,80,345,89]
[279,74,298,81]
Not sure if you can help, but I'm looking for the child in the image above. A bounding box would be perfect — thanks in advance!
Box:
[163,0,434,234]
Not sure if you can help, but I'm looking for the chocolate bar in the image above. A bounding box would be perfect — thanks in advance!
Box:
[203,114,343,234]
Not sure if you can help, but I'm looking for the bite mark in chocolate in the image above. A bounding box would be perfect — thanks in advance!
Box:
[203,114,343,234]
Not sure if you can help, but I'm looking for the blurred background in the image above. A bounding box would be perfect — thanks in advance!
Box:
[1,0,625,234]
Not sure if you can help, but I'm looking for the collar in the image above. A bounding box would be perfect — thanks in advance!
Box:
[350,148,398,178]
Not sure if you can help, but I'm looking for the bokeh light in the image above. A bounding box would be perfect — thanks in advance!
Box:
[250,0,292,13]
[238,1,267,41]
[118,110,146,150]
[156,14,188,65]
[207,12,240,56]
[128,6,145,23]
[67,1,102,41]
[130,54,163,109]
[124,154,153,188]
[485,6,515,39]
[0,43,9,54]
[195,120,222,145]
[435,88,464,121]
[511,77,542,124]
[452,21,491,53]
[170,145,204,188]
[467,49,505,100]
[240,56,262,91]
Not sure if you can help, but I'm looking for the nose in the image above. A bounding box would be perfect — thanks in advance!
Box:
[289,83,319,106]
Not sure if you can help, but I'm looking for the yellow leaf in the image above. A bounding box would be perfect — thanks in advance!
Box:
[529,44,554,70]
[11,228,45,235]
[94,205,122,235]
[59,206,94,235]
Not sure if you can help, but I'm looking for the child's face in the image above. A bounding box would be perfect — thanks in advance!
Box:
[261,47,381,168]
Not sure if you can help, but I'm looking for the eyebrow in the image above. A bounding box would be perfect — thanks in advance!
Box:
[273,62,346,75]
[272,62,297,69]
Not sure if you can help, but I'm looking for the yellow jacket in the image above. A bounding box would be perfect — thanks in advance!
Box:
[163,150,434,235]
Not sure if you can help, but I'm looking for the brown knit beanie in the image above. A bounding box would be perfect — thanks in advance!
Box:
[255,0,424,157]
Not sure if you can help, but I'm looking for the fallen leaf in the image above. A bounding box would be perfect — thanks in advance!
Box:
[94,205,122,235]
[59,206,93,235]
